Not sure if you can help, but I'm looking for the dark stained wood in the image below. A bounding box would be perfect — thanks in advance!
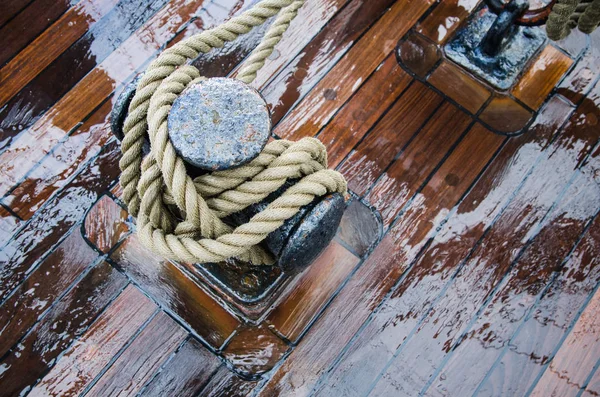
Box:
[198,366,259,397]
[426,158,600,396]
[338,81,443,196]
[366,86,600,397]
[365,101,472,226]
[479,196,600,396]
[397,31,441,78]
[0,0,76,66]
[267,241,360,342]
[84,195,129,253]
[0,0,34,29]
[0,230,97,356]
[317,54,412,169]
[0,1,599,395]
[273,0,435,140]
[258,124,504,396]
[479,95,533,134]
[28,285,156,397]
[4,100,114,219]
[0,261,128,397]
[86,311,187,396]
[513,45,573,110]
[0,0,120,108]
[260,0,398,125]
[140,338,221,397]
[0,140,120,302]
[314,96,575,397]
[429,60,492,114]
[416,0,480,44]
[223,324,289,376]
[110,233,240,349]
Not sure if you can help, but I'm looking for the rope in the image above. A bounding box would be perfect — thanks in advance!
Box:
[119,0,347,265]
[547,0,600,39]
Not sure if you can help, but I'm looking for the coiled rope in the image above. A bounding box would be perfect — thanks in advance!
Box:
[119,0,347,266]
[547,0,600,40]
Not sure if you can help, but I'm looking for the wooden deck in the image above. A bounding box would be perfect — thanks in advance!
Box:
[0,0,599,395]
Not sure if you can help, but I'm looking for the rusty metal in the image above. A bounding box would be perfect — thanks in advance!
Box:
[167,77,271,171]
[485,0,556,26]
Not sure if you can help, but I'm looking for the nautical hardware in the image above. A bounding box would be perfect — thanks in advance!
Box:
[445,1,546,90]
[113,0,348,273]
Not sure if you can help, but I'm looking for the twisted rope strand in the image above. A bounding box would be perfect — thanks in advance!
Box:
[120,0,348,265]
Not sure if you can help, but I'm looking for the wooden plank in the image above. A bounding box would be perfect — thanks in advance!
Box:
[0,261,127,397]
[87,311,187,397]
[84,195,130,253]
[0,206,21,246]
[0,140,120,302]
[425,159,600,396]
[313,96,574,397]
[249,0,352,89]
[318,54,412,169]
[479,96,533,134]
[428,60,492,114]
[531,286,600,396]
[336,199,381,258]
[0,230,97,356]
[365,101,472,226]
[223,324,289,376]
[260,0,398,125]
[338,81,443,196]
[273,0,435,141]
[4,100,113,219]
[267,241,360,342]
[0,0,76,66]
[110,233,240,349]
[258,124,504,397]
[478,212,600,396]
[139,338,222,397]
[513,45,573,110]
[367,87,600,397]
[198,366,259,397]
[0,0,120,107]
[0,0,220,196]
[0,0,32,28]
[416,0,480,44]
[557,29,600,105]
[582,362,600,397]
[28,285,156,397]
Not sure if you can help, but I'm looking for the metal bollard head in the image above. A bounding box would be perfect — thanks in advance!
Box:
[167,77,271,171]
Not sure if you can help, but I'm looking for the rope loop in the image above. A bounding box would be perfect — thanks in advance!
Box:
[119,0,347,265]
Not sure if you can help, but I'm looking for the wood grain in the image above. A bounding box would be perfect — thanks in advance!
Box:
[87,311,187,397]
[84,195,129,253]
[273,0,435,141]
[28,285,156,397]
[0,230,97,356]
[0,261,128,397]
[0,0,120,107]
[365,101,472,226]
[259,124,503,397]
[513,45,573,110]
[338,81,443,196]
[367,86,600,397]
[268,241,360,342]
[314,96,574,397]
[416,0,480,44]
[110,233,240,349]
[139,338,221,397]
[317,53,412,169]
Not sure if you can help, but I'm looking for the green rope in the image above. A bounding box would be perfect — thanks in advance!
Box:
[547,0,600,40]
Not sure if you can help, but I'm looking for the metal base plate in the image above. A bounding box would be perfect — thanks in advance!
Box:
[445,7,546,91]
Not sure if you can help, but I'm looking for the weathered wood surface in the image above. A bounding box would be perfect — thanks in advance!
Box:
[1,0,600,395]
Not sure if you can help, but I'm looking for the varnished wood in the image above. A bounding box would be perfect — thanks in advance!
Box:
[1,0,599,395]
